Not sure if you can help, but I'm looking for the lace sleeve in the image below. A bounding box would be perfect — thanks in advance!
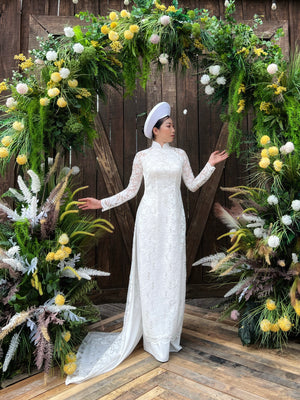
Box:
[101,152,143,212]
[181,150,215,192]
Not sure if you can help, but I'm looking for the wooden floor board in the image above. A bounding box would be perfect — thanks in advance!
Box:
[2,303,300,400]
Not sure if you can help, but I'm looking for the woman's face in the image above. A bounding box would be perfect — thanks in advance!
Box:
[153,117,175,144]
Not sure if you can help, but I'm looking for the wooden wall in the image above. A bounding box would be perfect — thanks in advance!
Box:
[0,0,299,302]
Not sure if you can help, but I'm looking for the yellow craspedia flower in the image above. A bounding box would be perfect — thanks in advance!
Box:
[54,249,67,260]
[91,40,98,47]
[101,25,110,35]
[268,146,279,156]
[55,294,65,306]
[51,72,62,83]
[259,157,270,169]
[65,352,77,363]
[110,21,117,29]
[273,159,283,172]
[46,252,55,262]
[260,135,270,146]
[63,246,72,255]
[68,79,78,88]
[278,316,292,332]
[59,233,69,245]
[62,331,71,342]
[109,11,117,21]
[0,147,9,158]
[57,97,67,108]
[120,9,130,18]
[266,298,276,311]
[16,154,27,165]
[294,300,300,316]
[109,31,119,41]
[260,319,271,332]
[261,149,269,158]
[48,87,60,97]
[13,121,24,131]
[124,30,134,40]
[129,24,139,33]
[270,322,280,332]
[64,362,77,375]
[40,97,50,106]
[1,136,12,147]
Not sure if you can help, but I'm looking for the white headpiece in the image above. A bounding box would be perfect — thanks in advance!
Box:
[143,102,171,139]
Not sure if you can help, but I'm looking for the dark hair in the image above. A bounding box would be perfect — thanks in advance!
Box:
[152,115,169,140]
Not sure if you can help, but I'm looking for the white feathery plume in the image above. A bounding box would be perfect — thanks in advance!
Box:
[3,332,21,371]
[7,188,25,202]
[3,258,27,273]
[214,203,240,230]
[224,278,251,298]
[63,310,86,322]
[6,246,20,258]
[193,252,226,266]
[17,175,32,204]
[27,170,41,194]
[62,267,110,280]
[44,305,76,314]
[0,202,19,221]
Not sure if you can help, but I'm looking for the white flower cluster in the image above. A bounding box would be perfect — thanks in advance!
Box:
[64,27,75,38]
[46,50,57,61]
[292,200,300,211]
[59,67,70,79]
[159,53,169,65]
[267,235,280,248]
[73,43,84,54]
[281,215,292,226]
[280,141,295,155]
[200,65,226,96]
[267,63,278,75]
[267,195,278,205]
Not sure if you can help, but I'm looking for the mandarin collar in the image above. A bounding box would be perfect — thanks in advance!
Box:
[151,141,170,150]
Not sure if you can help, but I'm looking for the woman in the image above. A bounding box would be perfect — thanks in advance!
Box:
[66,102,228,384]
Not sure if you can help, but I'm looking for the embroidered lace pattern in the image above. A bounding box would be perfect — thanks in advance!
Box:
[66,142,215,384]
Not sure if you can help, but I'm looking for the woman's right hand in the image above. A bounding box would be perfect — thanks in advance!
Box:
[78,197,102,210]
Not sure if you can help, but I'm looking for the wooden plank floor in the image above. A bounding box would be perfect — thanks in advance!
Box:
[2,303,300,400]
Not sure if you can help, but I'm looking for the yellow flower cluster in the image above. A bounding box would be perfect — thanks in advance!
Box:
[259,157,270,169]
[14,53,34,69]
[267,83,287,96]
[57,97,67,108]
[154,0,166,11]
[253,47,267,56]
[260,316,292,332]
[16,154,27,165]
[55,294,65,306]
[266,298,276,311]
[260,135,270,146]
[293,300,300,316]
[259,136,283,172]
[1,136,12,147]
[0,81,8,94]
[236,47,249,56]
[31,269,43,295]
[237,99,245,113]
[110,41,123,53]
[108,55,123,67]
[167,5,177,12]
[91,40,99,47]
[68,79,78,88]
[64,353,77,375]
[259,101,272,114]
[194,39,205,50]
[238,84,246,94]
[54,59,64,68]
[120,9,130,18]
[62,331,71,342]
[179,52,191,69]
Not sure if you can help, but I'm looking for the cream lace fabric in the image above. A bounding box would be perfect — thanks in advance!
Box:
[66,141,215,384]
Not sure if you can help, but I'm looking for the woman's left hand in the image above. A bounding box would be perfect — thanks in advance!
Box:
[208,150,229,166]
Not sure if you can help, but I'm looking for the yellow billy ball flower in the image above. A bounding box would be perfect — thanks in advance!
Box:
[278,316,292,332]
[0,147,9,158]
[129,24,139,33]
[110,21,117,29]
[120,9,130,17]
[40,97,50,106]
[259,157,270,169]
[13,121,24,131]
[64,362,77,375]
[270,322,280,332]
[101,25,110,35]
[109,30,119,41]
[273,159,283,172]
[260,135,271,146]
[260,319,271,332]
[1,136,12,147]
[68,79,78,88]
[57,97,67,108]
[268,146,279,156]
[59,233,69,245]
[46,252,55,262]
[63,246,72,255]
[48,87,60,97]
[55,294,65,306]
[51,72,62,83]
[62,331,71,342]
[266,298,276,311]
[261,149,269,158]
[124,30,134,40]
[16,154,27,165]
[109,11,117,21]
[54,249,67,260]
[65,352,77,363]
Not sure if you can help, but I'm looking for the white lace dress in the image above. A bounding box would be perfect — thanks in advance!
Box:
[66,141,215,384]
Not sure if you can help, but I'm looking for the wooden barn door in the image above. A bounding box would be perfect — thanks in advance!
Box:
[13,0,290,302]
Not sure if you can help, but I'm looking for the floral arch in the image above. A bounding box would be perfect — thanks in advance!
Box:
[0,0,300,381]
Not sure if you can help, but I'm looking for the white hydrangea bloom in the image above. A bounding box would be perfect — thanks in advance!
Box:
[6,97,17,108]
[64,27,75,37]
[73,43,84,53]
[200,74,210,85]
[16,83,29,95]
[267,63,278,74]
[209,65,221,75]
[46,50,58,61]
[281,215,292,226]
[267,195,278,205]
[253,227,264,238]
[280,141,295,154]
[59,68,70,79]
[292,200,300,211]
[205,85,215,95]
[216,76,226,85]
[267,235,280,248]
[159,53,169,64]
